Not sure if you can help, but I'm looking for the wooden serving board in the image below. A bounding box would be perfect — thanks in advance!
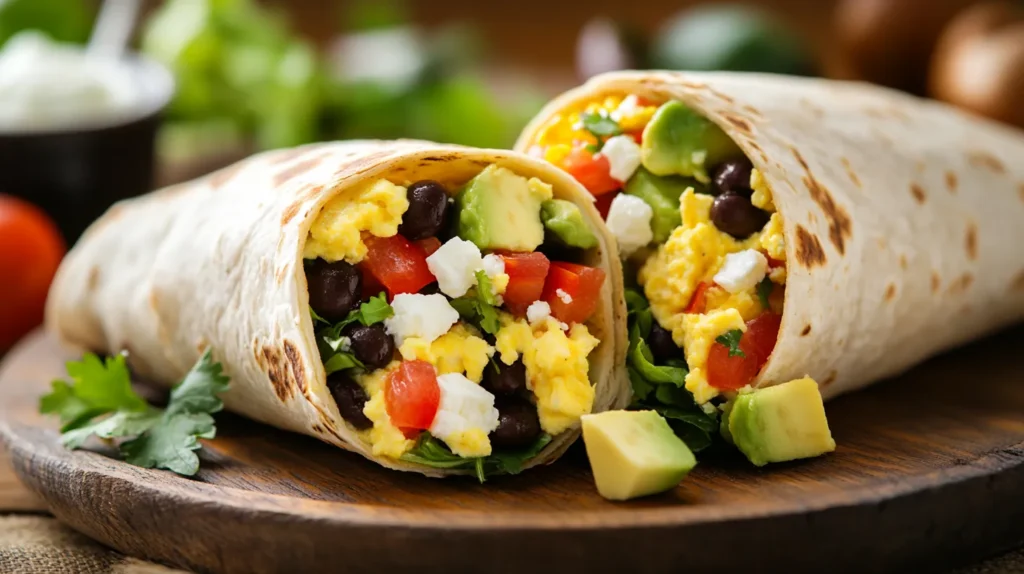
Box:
[1,330,1022,574]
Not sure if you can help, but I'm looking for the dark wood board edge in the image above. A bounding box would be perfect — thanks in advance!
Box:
[4,418,1023,574]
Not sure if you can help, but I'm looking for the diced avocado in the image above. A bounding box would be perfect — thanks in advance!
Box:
[581,410,696,501]
[719,399,735,445]
[540,199,598,249]
[455,165,551,251]
[641,101,743,183]
[624,168,704,243]
[727,377,836,467]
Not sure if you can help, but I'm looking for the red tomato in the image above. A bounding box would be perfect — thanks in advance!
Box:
[385,360,440,431]
[0,196,65,351]
[360,264,386,300]
[561,148,621,196]
[626,129,644,145]
[500,252,550,316]
[764,252,785,270]
[634,96,657,107]
[706,312,782,391]
[416,237,442,257]
[362,235,435,297]
[594,192,617,219]
[685,282,710,314]
[541,262,606,324]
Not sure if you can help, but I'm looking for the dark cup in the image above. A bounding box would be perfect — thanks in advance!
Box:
[0,54,174,245]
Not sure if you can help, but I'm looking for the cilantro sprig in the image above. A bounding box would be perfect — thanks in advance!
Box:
[400,432,553,483]
[624,288,718,452]
[449,271,501,335]
[313,293,394,375]
[757,277,774,309]
[715,329,745,358]
[579,111,623,153]
[39,349,230,476]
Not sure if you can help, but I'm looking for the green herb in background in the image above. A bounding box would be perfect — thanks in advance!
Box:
[39,349,230,476]
[0,0,92,47]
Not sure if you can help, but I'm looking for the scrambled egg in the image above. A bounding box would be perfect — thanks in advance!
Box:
[494,315,599,435]
[358,323,497,458]
[638,188,787,404]
[534,94,658,148]
[750,169,776,212]
[304,178,409,263]
[398,324,495,383]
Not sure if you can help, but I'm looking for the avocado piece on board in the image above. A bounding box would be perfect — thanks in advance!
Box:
[624,167,704,243]
[727,377,836,467]
[455,165,551,251]
[581,410,696,501]
[640,100,743,183]
[540,199,598,249]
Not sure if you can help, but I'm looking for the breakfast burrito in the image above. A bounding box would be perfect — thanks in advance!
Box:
[45,140,629,478]
[516,71,1024,455]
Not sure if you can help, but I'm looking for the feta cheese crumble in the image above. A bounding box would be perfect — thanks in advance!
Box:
[598,135,642,182]
[713,249,768,293]
[429,373,500,456]
[526,301,552,324]
[605,194,653,257]
[555,288,573,304]
[425,237,484,298]
[384,294,460,346]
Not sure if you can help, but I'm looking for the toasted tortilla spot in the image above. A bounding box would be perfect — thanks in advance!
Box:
[335,150,393,179]
[148,290,159,312]
[967,150,1005,174]
[723,114,751,133]
[680,80,708,91]
[274,155,325,187]
[258,344,294,402]
[840,158,861,188]
[821,371,838,387]
[800,325,811,336]
[965,223,978,261]
[800,99,824,119]
[281,202,302,225]
[899,254,907,269]
[885,283,896,301]
[421,154,458,163]
[794,225,826,267]
[87,266,100,291]
[742,105,762,118]
[945,171,958,193]
[801,173,852,254]
[195,338,209,354]
[931,272,941,293]
[877,237,887,249]
[791,148,810,171]
[948,273,974,295]
[746,141,763,154]
[269,148,310,166]
[914,160,927,174]
[1018,182,1024,203]
[1011,270,1024,292]
[275,265,289,285]
[709,88,735,103]
[910,183,926,204]
[312,423,324,434]
[209,163,244,189]
[283,340,307,394]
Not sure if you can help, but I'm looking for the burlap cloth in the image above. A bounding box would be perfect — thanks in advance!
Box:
[0,446,1019,573]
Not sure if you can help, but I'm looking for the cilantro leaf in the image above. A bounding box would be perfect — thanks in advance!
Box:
[474,270,499,306]
[40,348,230,477]
[715,329,745,358]
[355,292,394,326]
[313,292,392,375]
[580,112,623,139]
[400,433,553,483]
[309,306,330,325]
[629,337,688,387]
[450,277,502,335]
[757,277,773,309]
[323,352,364,375]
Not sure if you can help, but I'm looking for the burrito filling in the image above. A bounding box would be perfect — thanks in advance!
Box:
[303,165,606,477]
[530,94,800,451]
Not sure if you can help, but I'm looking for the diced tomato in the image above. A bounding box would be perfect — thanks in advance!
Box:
[634,96,656,107]
[764,252,785,270]
[362,235,436,297]
[360,265,386,300]
[706,312,782,391]
[416,237,442,257]
[500,252,550,316]
[561,147,621,196]
[685,282,710,314]
[385,360,440,431]
[594,192,617,219]
[541,262,606,324]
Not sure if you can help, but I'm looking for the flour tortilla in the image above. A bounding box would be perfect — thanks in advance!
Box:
[45,140,630,476]
[515,71,1024,400]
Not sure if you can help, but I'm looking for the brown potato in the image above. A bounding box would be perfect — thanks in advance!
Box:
[833,0,981,94]
[929,1,1024,129]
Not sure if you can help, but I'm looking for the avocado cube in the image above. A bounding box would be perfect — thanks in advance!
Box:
[540,199,598,249]
[624,168,704,243]
[455,165,550,252]
[581,410,696,501]
[640,101,743,183]
[728,377,836,467]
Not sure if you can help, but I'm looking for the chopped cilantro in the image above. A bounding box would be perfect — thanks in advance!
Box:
[715,329,746,358]
[580,111,623,139]
[757,277,773,309]
[314,292,393,374]
[449,274,502,335]
[40,349,230,476]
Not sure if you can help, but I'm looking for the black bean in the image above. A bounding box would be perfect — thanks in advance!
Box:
[398,180,449,240]
[490,398,542,449]
[419,282,441,296]
[647,322,682,363]
[343,324,395,370]
[482,360,526,396]
[305,258,361,322]
[711,158,754,197]
[328,373,372,430]
[710,192,770,239]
